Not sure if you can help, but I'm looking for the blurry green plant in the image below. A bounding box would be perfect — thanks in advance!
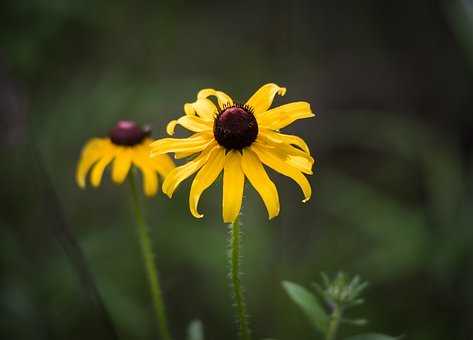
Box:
[187,320,204,340]
[282,273,400,340]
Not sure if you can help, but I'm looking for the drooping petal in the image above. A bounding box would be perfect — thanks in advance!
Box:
[222,151,244,223]
[76,138,107,188]
[251,143,312,202]
[258,128,311,154]
[189,146,225,218]
[134,155,159,197]
[283,153,314,174]
[257,102,314,130]
[90,148,115,187]
[150,132,213,156]
[241,148,280,219]
[245,83,286,114]
[166,115,213,135]
[162,142,217,197]
[254,140,314,174]
[111,147,132,184]
[197,88,233,109]
[184,98,218,121]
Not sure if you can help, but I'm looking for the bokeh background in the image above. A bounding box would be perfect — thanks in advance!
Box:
[1,0,473,339]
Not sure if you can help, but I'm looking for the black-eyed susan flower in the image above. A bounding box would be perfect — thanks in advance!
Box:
[151,83,315,222]
[76,120,175,196]
[76,120,175,340]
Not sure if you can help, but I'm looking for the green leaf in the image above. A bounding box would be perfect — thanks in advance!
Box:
[344,333,401,340]
[281,281,329,333]
[187,319,204,340]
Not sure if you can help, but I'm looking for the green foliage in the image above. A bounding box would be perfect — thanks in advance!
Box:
[281,281,329,334]
[313,273,368,309]
[283,273,398,340]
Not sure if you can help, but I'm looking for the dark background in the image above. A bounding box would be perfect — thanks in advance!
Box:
[1,0,473,339]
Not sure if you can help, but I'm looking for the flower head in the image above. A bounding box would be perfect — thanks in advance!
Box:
[151,83,315,222]
[76,120,175,196]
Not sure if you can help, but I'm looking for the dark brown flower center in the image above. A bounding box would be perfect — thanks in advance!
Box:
[109,120,150,146]
[213,104,258,150]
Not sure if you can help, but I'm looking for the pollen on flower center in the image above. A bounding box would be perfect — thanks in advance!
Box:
[213,105,258,150]
[109,120,150,146]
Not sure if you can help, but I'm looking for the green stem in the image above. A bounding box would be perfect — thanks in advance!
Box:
[325,305,342,340]
[129,171,172,340]
[229,216,251,340]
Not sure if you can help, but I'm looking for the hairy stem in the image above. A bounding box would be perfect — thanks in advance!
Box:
[129,171,172,340]
[229,216,251,340]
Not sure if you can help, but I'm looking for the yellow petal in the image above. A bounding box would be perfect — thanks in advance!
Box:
[222,151,244,223]
[134,156,159,197]
[254,140,314,174]
[257,102,314,130]
[166,115,213,135]
[184,103,195,116]
[76,138,107,188]
[111,147,132,184]
[166,120,178,135]
[245,83,286,114]
[189,146,225,218]
[251,143,311,202]
[138,141,175,178]
[197,88,233,109]
[90,149,115,187]
[184,98,218,121]
[174,150,198,159]
[259,128,311,154]
[284,154,314,175]
[256,131,314,174]
[150,132,213,156]
[241,148,280,219]
[162,142,217,197]
[149,154,175,178]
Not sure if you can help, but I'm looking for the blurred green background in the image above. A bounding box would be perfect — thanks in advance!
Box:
[1,0,473,339]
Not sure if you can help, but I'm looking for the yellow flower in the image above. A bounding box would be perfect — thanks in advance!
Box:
[151,83,315,222]
[76,121,175,197]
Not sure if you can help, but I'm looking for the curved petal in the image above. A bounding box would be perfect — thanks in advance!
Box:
[189,146,225,218]
[251,143,311,202]
[76,138,107,188]
[257,102,314,130]
[254,140,314,174]
[258,128,311,154]
[222,151,244,223]
[241,148,280,219]
[256,130,314,174]
[184,98,218,121]
[111,147,132,184]
[166,120,178,135]
[197,88,233,109]
[90,149,115,187]
[134,156,159,197]
[166,115,213,135]
[246,83,286,114]
[162,142,217,197]
[150,132,213,156]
